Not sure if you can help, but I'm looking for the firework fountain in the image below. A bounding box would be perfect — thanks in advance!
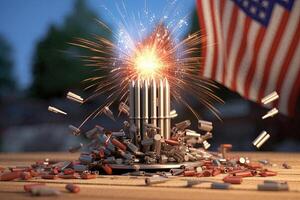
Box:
[62,1,224,168]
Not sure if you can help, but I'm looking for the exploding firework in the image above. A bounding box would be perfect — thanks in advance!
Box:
[70,1,223,128]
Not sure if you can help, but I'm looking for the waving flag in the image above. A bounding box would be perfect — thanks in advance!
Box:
[196,0,300,115]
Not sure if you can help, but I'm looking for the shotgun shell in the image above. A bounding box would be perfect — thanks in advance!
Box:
[111,138,127,151]
[30,187,61,196]
[238,157,246,164]
[102,106,115,121]
[85,127,100,139]
[220,144,232,158]
[145,177,168,185]
[9,167,30,172]
[282,162,291,169]
[115,158,123,165]
[261,91,279,105]
[30,170,40,177]
[41,174,58,179]
[159,155,168,164]
[202,170,212,177]
[24,183,46,192]
[246,163,262,170]
[50,167,59,175]
[59,174,79,179]
[223,176,243,184]
[165,139,179,146]
[211,182,231,190]
[112,131,126,137]
[118,149,135,160]
[102,164,113,175]
[65,183,80,193]
[259,170,277,177]
[103,156,116,164]
[0,171,21,181]
[170,168,184,176]
[153,134,162,156]
[175,120,191,130]
[257,182,289,191]
[20,172,32,180]
[0,166,5,172]
[124,141,139,154]
[81,172,97,179]
[203,140,211,149]
[185,129,201,137]
[97,148,105,158]
[196,167,203,173]
[183,170,196,177]
[73,164,88,172]
[63,168,74,175]
[212,169,221,176]
[198,120,213,131]
[141,138,154,146]
[118,102,130,116]
[233,171,253,177]
[79,155,93,164]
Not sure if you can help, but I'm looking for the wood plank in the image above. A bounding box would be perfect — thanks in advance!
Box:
[0,152,299,200]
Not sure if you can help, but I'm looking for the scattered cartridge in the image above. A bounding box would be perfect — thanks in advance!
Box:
[102,106,115,121]
[261,91,279,105]
[262,108,278,119]
[68,125,80,136]
[48,106,67,115]
[119,102,130,116]
[67,91,84,104]
[198,120,213,132]
[253,131,270,148]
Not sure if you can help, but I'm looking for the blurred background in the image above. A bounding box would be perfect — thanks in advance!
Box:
[0,0,299,152]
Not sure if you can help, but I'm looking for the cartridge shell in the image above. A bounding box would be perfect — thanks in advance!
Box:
[0,171,21,181]
[65,183,80,193]
[223,176,243,184]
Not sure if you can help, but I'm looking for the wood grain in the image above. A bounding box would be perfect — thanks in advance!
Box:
[0,152,299,200]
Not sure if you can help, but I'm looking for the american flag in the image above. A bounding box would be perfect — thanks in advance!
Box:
[196,0,300,116]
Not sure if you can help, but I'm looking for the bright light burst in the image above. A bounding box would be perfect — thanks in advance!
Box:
[71,0,223,128]
[133,47,163,78]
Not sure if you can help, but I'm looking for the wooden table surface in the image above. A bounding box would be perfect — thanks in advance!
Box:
[0,152,300,200]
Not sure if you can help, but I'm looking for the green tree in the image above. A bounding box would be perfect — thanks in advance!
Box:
[31,0,111,98]
[0,35,15,97]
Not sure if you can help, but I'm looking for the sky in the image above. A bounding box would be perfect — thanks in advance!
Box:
[0,0,196,89]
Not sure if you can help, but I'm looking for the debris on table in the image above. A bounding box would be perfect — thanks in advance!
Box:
[282,162,292,169]
[0,106,285,195]
[211,182,231,190]
[145,176,169,185]
[257,180,289,191]
[24,183,46,192]
[65,183,80,193]
[30,186,61,196]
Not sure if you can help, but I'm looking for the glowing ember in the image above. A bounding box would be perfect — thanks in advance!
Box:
[133,47,163,77]
[130,24,173,78]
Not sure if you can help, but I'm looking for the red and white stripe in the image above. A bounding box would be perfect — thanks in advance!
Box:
[196,0,300,116]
